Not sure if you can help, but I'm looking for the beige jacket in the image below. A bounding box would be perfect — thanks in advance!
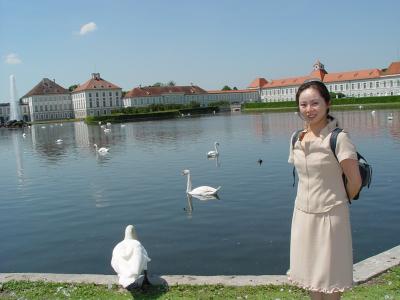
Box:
[288,119,358,213]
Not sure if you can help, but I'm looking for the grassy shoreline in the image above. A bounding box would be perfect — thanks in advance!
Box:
[1,266,398,299]
[243,102,400,113]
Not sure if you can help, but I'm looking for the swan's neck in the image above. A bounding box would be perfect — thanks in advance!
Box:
[186,173,192,193]
[214,143,218,154]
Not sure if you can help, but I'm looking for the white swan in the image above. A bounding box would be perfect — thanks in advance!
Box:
[371,110,376,115]
[111,225,151,288]
[104,128,111,133]
[106,122,112,126]
[207,142,220,157]
[94,144,109,154]
[22,133,26,138]
[388,113,393,120]
[181,169,221,196]
[56,139,63,144]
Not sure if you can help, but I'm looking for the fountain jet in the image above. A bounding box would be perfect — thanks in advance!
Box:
[9,75,22,121]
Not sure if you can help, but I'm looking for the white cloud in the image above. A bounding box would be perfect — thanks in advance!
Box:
[4,53,22,64]
[79,22,97,35]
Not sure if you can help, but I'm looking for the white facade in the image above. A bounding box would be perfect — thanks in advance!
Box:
[71,73,122,118]
[71,89,122,118]
[123,90,259,108]
[259,61,400,102]
[23,94,73,121]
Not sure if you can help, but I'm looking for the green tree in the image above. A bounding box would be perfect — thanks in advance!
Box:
[233,86,238,90]
[222,85,232,91]
[69,84,78,91]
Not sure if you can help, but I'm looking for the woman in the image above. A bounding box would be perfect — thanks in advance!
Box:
[288,81,362,300]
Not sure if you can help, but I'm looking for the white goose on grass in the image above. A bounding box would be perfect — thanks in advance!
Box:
[181,169,221,196]
[94,143,109,154]
[111,225,151,289]
[207,142,220,157]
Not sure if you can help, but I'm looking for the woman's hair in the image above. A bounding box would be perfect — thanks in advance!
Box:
[295,80,333,120]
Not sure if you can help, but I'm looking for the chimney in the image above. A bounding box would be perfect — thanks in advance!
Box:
[91,73,100,80]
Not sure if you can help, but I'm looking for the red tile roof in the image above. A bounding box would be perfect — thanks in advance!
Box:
[207,89,256,94]
[250,61,400,89]
[124,86,207,98]
[248,78,268,89]
[73,73,121,92]
[380,61,400,76]
[262,75,311,88]
[323,68,380,83]
[22,78,69,98]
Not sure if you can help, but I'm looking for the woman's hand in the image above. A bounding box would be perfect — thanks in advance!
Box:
[340,159,362,200]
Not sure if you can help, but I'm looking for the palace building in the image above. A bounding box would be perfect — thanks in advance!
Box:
[71,73,122,118]
[21,78,73,122]
[249,60,400,102]
[123,85,259,108]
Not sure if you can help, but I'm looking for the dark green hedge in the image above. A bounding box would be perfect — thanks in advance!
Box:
[244,95,400,109]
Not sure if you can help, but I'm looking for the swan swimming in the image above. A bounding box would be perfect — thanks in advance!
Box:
[22,133,26,138]
[111,225,151,289]
[56,139,63,144]
[207,142,220,157]
[181,169,221,196]
[388,113,393,120]
[104,128,111,133]
[94,144,109,154]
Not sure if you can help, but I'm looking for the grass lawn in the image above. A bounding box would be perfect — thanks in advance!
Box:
[1,266,398,299]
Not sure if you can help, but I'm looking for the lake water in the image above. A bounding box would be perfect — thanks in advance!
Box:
[1,109,399,276]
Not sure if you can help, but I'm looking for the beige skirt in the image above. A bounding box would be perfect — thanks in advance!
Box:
[288,203,353,293]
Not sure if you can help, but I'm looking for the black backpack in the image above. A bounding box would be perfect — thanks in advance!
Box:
[291,128,372,201]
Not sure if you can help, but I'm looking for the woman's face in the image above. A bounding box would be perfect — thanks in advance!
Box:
[298,87,330,127]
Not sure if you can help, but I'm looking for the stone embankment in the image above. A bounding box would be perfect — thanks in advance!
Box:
[1,245,399,287]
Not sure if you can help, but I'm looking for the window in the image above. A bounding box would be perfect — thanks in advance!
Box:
[103,100,106,107]
[89,93,92,97]
[351,83,355,89]
[383,81,386,88]
[370,82,373,88]
[357,83,361,89]
[376,82,379,88]
[363,83,366,89]
[45,105,48,111]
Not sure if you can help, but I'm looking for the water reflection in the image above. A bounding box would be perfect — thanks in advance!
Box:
[183,193,220,217]
[11,132,24,184]
[207,155,221,167]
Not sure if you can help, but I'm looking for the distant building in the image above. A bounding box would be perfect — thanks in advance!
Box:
[123,85,207,107]
[0,103,30,123]
[123,85,259,108]
[21,78,73,122]
[206,89,259,103]
[72,73,122,118]
[0,103,10,123]
[249,60,400,102]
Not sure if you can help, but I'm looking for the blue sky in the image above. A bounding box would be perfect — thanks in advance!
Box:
[1,0,400,102]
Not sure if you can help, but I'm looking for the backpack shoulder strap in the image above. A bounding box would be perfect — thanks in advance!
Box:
[330,127,352,203]
[330,127,343,161]
[292,129,303,148]
[291,129,303,187]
